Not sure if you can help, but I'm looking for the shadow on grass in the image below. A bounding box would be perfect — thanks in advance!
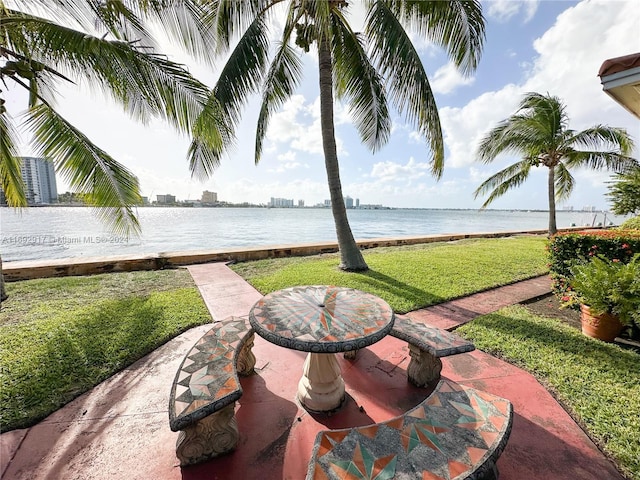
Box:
[1,289,209,431]
[348,268,446,313]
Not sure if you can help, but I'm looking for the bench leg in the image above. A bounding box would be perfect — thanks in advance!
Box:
[407,344,442,387]
[237,332,257,376]
[343,349,358,360]
[175,403,239,466]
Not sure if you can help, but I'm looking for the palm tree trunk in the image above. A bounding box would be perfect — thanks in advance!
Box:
[0,256,7,306]
[318,37,368,271]
[548,166,557,235]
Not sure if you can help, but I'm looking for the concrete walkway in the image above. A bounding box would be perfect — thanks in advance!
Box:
[1,264,624,480]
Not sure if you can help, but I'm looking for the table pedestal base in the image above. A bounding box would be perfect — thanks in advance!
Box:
[297,353,345,412]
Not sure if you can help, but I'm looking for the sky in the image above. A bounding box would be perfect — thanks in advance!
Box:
[6,0,640,210]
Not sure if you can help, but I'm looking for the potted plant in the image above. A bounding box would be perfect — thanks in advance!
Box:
[565,254,640,341]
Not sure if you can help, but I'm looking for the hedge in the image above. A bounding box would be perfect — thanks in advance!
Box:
[548,229,640,297]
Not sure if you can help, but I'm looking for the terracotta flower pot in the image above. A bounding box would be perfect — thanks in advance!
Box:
[580,304,623,342]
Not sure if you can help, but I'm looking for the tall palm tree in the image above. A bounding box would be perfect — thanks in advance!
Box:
[0,0,228,303]
[474,92,637,235]
[190,0,485,270]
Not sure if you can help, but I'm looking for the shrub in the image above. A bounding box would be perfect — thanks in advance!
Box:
[548,229,640,299]
[619,215,640,231]
[565,254,640,327]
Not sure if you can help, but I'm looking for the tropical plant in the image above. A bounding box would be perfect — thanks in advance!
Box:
[0,0,228,303]
[607,166,640,216]
[565,254,640,328]
[620,216,640,230]
[474,92,638,235]
[190,0,486,270]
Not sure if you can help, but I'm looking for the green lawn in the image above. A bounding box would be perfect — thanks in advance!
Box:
[0,269,210,431]
[231,236,548,312]
[458,306,640,480]
[1,236,547,431]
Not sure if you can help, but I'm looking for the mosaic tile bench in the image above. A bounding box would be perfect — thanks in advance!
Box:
[306,379,513,480]
[389,315,476,387]
[168,316,256,466]
[345,315,475,387]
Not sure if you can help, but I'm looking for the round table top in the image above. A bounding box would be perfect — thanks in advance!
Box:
[249,285,395,353]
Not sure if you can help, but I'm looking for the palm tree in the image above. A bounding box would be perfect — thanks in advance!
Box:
[607,166,640,216]
[474,92,637,235]
[190,0,485,270]
[0,0,228,303]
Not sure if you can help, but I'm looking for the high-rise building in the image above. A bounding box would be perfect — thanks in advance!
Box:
[156,194,176,204]
[201,190,218,203]
[5,157,58,205]
[344,196,354,209]
[269,197,294,207]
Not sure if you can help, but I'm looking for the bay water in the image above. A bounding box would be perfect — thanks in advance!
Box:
[0,207,625,263]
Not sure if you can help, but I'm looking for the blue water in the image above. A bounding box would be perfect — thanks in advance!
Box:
[0,207,626,262]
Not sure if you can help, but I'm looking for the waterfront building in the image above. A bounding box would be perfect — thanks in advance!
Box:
[1,157,58,205]
[156,194,176,204]
[269,197,294,207]
[298,199,304,207]
[344,196,354,209]
[201,190,217,203]
[324,199,331,207]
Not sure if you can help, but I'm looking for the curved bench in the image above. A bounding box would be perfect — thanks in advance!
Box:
[307,379,513,480]
[168,316,256,466]
[390,314,475,387]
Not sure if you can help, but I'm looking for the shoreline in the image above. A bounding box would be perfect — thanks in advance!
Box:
[2,227,585,282]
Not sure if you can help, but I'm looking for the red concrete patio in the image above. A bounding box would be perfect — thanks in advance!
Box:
[0,264,624,479]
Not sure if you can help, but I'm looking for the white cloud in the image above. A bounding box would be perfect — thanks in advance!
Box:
[431,62,476,95]
[441,0,640,171]
[265,95,347,157]
[440,84,522,168]
[369,157,431,182]
[486,0,540,23]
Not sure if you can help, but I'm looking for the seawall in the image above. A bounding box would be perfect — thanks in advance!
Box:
[1,227,579,281]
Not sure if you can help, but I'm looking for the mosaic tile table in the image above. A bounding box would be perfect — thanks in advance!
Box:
[249,285,395,412]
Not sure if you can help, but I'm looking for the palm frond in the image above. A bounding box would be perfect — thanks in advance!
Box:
[366,0,443,177]
[202,0,270,55]
[564,150,639,174]
[22,103,141,236]
[473,159,532,207]
[389,0,485,75]
[0,112,26,207]
[188,95,235,179]
[568,125,635,156]
[212,15,270,128]
[4,11,212,133]
[554,162,574,201]
[476,115,546,163]
[255,5,303,164]
[331,9,390,153]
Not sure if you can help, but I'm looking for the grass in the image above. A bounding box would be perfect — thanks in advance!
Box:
[231,236,549,312]
[0,269,210,431]
[458,305,640,480]
[1,236,546,431]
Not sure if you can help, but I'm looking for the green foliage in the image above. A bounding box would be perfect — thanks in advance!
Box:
[231,236,548,313]
[620,215,640,231]
[566,255,640,326]
[0,270,210,431]
[607,167,640,216]
[458,305,640,480]
[548,230,640,297]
